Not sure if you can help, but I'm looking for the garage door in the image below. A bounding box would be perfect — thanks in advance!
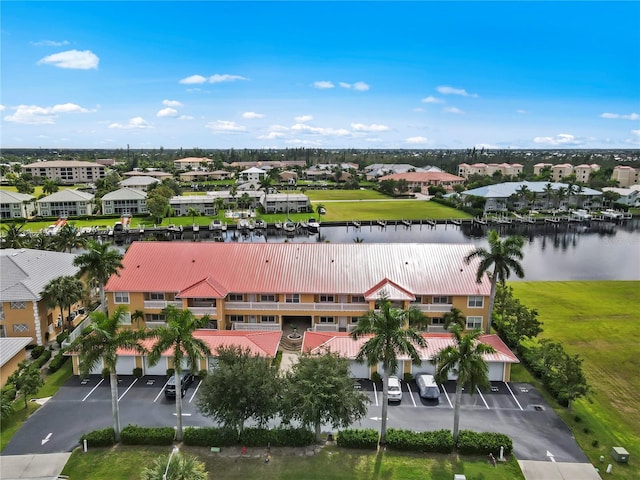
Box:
[488,363,505,382]
[88,359,104,375]
[413,361,436,376]
[144,357,168,375]
[115,356,136,375]
[349,361,369,379]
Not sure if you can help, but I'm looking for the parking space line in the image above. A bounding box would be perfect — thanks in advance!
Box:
[117,378,138,401]
[441,385,453,408]
[406,383,417,407]
[153,378,171,403]
[505,382,524,411]
[81,378,103,402]
[188,380,202,404]
[476,386,490,409]
[373,382,379,407]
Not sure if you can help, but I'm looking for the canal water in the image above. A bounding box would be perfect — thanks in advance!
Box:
[113,219,640,282]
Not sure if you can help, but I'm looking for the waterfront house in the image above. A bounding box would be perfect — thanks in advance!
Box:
[101,188,148,215]
[37,189,95,217]
[0,190,34,219]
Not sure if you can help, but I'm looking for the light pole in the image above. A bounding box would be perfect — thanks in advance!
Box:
[162,446,179,480]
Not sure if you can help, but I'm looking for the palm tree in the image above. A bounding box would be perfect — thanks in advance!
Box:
[73,240,124,312]
[147,306,212,441]
[443,308,466,331]
[515,185,530,209]
[1,223,27,249]
[432,325,496,443]
[69,306,149,442]
[140,450,207,480]
[131,309,145,329]
[351,298,427,445]
[42,179,59,195]
[465,230,525,334]
[187,207,200,226]
[55,223,86,253]
[42,275,84,334]
[213,197,225,215]
[543,183,554,210]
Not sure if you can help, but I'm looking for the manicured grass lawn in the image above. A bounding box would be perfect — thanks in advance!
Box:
[312,200,470,221]
[305,190,390,201]
[61,445,524,480]
[510,281,640,479]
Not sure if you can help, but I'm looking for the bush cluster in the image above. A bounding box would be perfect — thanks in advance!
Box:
[31,345,46,359]
[1,384,17,403]
[386,428,454,453]
[336,429,379,449]
[182,427,314,447]
[184,427,238,447]
[455,430,513,455]
[56,332,69,348]
[80,427,116,447]
[33,349,52,369]
[47,351,68,374]
[120,425,175,445]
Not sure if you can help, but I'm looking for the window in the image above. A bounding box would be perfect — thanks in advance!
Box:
[319,294,334,303]
[10,301,26,310]
[468,296,484,308]
[145,314,166,323]
[431,317,445,325]
[319,316,335,324]
[432,296,451,304]
[229,315,244,323]
[285,294,300,303]
[466,316,483,330]
[412,296,423,304]
[261,315,276,323]
[13,323,29,332]
[351,295,366,303]
[0,304,4,320]
[228,293,244,301]
[148,292,165,300]
[120,312,132,325]
[260,294,276,302]
[349,317,360,324]
[114,292,130,304]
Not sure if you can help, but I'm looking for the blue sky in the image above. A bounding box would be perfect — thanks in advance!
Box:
[1,1,639,150]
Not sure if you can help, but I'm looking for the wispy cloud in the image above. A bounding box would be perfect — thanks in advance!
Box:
[533,133,582,146]
[294,115,313,123]
[208,74,248,84]
[313,81,335,89]
[258,131,285,140]
[162,99,183,107]
[291,123,350,136]
[405,136,430,144]
[0,105,6,112]
[421,96,444,104]
[339,81,370,91]
[600,112,639,120]
[242,111,264,119]
[4,103,89,124]
[443,106,464,114]
[436,85,478,97]
[205,120,246,132]
[156,108,178,118]
[31,40,70,47]
[631,129,640,136]
[178,115,194,121]
[180,75,207,84]
[108,117,152,129]
[516,109,528,114]
[37,50,99,69]
[351,123,389,132]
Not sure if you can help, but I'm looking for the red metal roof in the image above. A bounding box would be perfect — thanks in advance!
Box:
[302,331,519,364]
[106,242,491,297]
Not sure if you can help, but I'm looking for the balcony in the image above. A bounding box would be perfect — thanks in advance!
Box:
[414,304,453,313]
[145,321,167,329]
[224,301,368,312]
[189,306,217,316]
[143,300,182,309]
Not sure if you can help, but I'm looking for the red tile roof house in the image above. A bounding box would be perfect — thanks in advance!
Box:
[69,242,517,378]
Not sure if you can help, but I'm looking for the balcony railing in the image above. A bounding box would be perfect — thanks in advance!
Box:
[145,321,167,329]
[143,300,182,309]
[188,306,217,316]
[415,304,453,313]
[232,322,282,331]
[224,301,368,312]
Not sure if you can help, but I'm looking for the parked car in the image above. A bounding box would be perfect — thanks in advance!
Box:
[387,375,403,402]
[415,374,440,403]
[164,373,195,398]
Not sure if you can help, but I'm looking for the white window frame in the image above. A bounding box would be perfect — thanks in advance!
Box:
[431,317,445,325]
[351,295,366,303]
[13,323,29,332]
[261,315,276,323]
[466,316,483,330]
[468,296,484,308]
[319,316,335,324]
[319,294,334,303]
[285,294,300,303]
[260,294,276,302]
[114,292,130,304]
[10,301,26,310]
[432,296,451,304]
[228,293,244,301]
[229,315,244,323]
[120,312,132,325]
[145,313,166,323]
[148,292,165,300]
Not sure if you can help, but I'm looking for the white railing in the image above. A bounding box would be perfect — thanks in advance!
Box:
[347,324,358,333]
[143,300,182,309]
[189,306,217,316]
[145,321,167,329]
[427,325,447,333]
[415,304,453,313]
[232,323,282,331]
[62,315,93,348]
[312,324,340,332]
[225,301,368,312]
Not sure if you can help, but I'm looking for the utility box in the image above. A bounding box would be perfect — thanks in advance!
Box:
[454,475,467,480]
[611,447,629,463]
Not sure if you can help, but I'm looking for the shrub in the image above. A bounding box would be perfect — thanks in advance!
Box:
[80,427,116,447]
[101,367,111,378]
[47,351,68,374]
[336,429,378,449]
[239,428,271,447]
[132,367,143,378]
[269,428,315,447]
[31,345,45,359]
[1,385,17,402]
[56,331,69,348]
[371,371,382,383]
[34,349,52,369]
[166,368,175,377]
[403,372,414,383]
[183,427,239,447]
[120,425,175,445]
[386,428,454,453]
[592,439,599,447]
[456,430,513,456]
[197,369,208,379]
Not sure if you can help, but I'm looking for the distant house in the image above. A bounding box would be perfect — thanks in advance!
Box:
[122,170,173,180]
[611,166,639,187]
[379,171,464,193]
[37,189,94,217]
[174,157,213,171]
[238,167,267,183]
[119,175,160,191]
[170,191,263,216]
[365,164,438,180]
[262,193,310,213]
[22,160,106,185]
[0,337,33,387]
[101,188,148,215]
[602,186,640,207]
[457,163,523,179]
[0,190,34,219]
[550,164,575,182]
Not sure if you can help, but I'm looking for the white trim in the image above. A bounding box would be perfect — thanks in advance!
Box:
[32,301,42,346]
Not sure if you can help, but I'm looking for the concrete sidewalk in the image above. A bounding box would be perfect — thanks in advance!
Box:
[518,460,602,480]
[0,453,71,480]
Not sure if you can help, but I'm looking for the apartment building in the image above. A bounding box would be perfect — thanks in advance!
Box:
[457,163,523,179]
[0,190,34,219]
[173,157,213,171]
[378,171,464,193]
[37,189,95,217]
[611,165,640,187]
[22,160,106,185]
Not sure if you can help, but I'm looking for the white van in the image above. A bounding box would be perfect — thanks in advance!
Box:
[387,376,403,402]
[416,374,440,402]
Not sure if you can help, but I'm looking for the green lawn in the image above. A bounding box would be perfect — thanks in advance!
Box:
[61,445,524,480]
[510,281,640,479]
[312,200,470,221]
[305,190,390,201]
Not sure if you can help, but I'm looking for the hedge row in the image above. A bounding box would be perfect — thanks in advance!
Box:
[120,425,175,445]
[32,349,52,369]
[48,351,69,374]
[80,427,116,447]
[183,427,314,447]
[386,428,454,453]
[31,345,46,359]
[1,384,17,403]
[456,430,513,456]
[336,429,379,449]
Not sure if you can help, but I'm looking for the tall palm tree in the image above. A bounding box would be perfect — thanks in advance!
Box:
[1,223,27,249]
[73,240,124,312]
[42,275,84,333]
[147,306,211,441]
[351,298,427,445]
[432,325,496,443]
[443,308,466,331]
[187,207,200,226]
[55,223,86,253]
[465,230,525,333]
[543,183,555,210]
[69,306,149,442]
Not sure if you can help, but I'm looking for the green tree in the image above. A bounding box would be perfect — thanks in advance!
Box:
[73,240,124,313]
[42,179,59,195]
[55,223,86,253]
[147,306,211,441]
[1,223,27,249]
[196,345,280,437]
[147,195,170,224]
[140,450,207,480]
[351,298,427,444]
[316,203,326,217]
[1,398,14,421]
[42,275,84,333]
[68,306,149,442]
[432,325,496,443]
[282,352,369,442]
[8,360,45,409]
[465,230,525,333]
[443,308,466,331]
[187,207,200,225]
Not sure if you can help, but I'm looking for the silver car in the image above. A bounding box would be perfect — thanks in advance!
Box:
[387,375,403,402]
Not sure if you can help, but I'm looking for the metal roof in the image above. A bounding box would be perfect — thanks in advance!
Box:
[106,242,491,297]
[0,337,33,368]
[0,190,34,203]
[462,181,602,199]
[101,188,147,200]
[37,189,94,203]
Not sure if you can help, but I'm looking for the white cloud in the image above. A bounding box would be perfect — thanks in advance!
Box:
[0,104,5,111]
[421,96,444,104]
[443,106,464,114]
[516,109,528,114]
[162,99,183,107]
[269,124,290,132]
[405,136,429,144]
[351,123,389,132]
[178,115,194,121]
[208,74,248,84]
[31,40,70,47]
[4,103,89,124]
[313,81,335,89]
[600,112,639,120]
[290,123,350,136]
[436,85,478,97]
[533,133,582,146]
[205,120,246,132]
[156,108,178,118]
[294,115,313,123]
[179,75,207,84]
[258,132,285,140]
[631,129,640,136]
[242,111,265,119]
[108,117,152,129]
[286,138,323,146]
[37,49,99,69]
[339,81,370,91]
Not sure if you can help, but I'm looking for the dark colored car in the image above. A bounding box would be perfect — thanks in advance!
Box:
[164,373,195,398]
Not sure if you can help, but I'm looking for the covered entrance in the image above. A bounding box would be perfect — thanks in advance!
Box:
[282,315,311,336]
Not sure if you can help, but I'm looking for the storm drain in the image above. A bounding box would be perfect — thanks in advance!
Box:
[527,404,545,411]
